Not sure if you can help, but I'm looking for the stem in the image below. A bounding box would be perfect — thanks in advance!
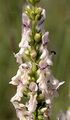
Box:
[35,108,38,120]
[31,2,39,120]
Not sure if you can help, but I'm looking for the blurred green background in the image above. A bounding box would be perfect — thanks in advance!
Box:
[0,0,70,119]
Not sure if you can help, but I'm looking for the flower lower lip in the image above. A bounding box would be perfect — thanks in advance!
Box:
[38,18,44,26]
[43,41,48,46]
[22,23,30,28]
[39,65,48,70]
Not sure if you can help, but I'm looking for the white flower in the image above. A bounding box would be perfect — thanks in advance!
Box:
[39,58,53,72]
[42,32,49,45]
[9,63,31,86]
[21,70,30,85]
[19,62,32,69]
[10,83,24,102]
[22,13,30,28]
[14,28,31,64]
[40,9,46,24]
[57,112,66,120]
[42,9,46,18]
[37,72,47,92]
[12,101,26,120]
[37,9,46,31]
[14,29,31,65]
[19,47,26,55]
[26,94,37,113]
[37,69,51,89]
[20,63,32,85]
[39,60,47,70]
[29,82,38,92]
[14,53,23,64]
[50,76,65,89]
[9,69,22,86]
[19,29,30,49]
[40,44,53,66]
[45,56,53,66]
[40,48,48,60]
[56,81,65,89]
[46,99,51,104]
[10,91,21,102]
[26,114,34,120]
[37,66,51,80]
[49,76,59,88]
[66,109,70,120]
[16,109,26,120]
[57,109,70,120]
[40,45,49,60]
[12,101,25,110]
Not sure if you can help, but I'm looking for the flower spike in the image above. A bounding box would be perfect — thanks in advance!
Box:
[9,0,65,120]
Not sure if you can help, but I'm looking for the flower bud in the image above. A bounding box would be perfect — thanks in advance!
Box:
[23,54,30,61]
[32,77,35,81]
[38,7,42,14]
[30,49,37,59]
[27,0,34,5]
[27,0,40,5]
[38,115,43,120]
[32,63,37,73]
[29,82,38,92]
[35,8,42,20]
[25,49,30,55]
[34,33,41,42]
[25,6,32,18]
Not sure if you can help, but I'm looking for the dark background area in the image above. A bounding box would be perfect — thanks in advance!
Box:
[0,0,70,119]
